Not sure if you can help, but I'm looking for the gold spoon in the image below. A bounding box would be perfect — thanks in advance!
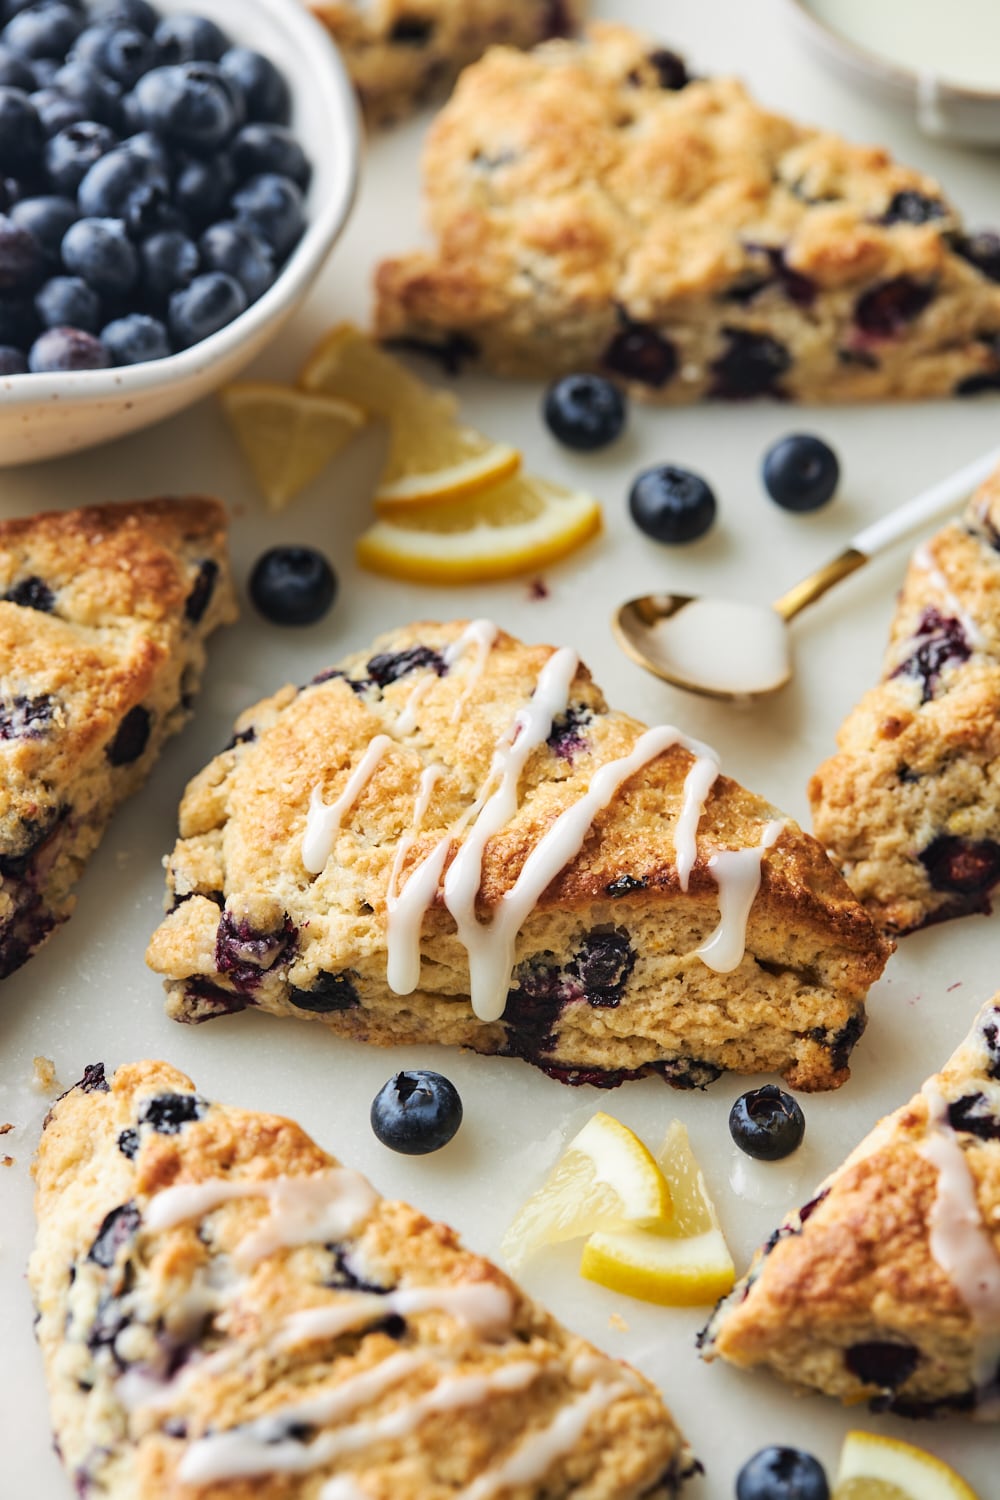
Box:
[613,446,1000,702]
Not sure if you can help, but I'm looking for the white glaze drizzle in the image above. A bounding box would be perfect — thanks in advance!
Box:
[455,1382,624,1500]
[696,820,784,973]
[920,1083,1000,1395]
[674,744,720,891]
[303,735,394,875]
[385,764,447,994]
[319,1478,371,1500]
[395,674,436,735]
[912,544,985,649]
[444,618,500,721]
[280,1282,514,1349]
[143,1169,379,1267]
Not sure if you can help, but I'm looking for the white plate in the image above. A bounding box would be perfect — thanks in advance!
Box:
[1,2,997,1494]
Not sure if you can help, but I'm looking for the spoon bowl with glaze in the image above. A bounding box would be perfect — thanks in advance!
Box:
[613,446,1000,701]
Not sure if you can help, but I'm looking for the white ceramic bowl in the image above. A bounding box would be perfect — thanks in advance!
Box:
[0,0,360,468]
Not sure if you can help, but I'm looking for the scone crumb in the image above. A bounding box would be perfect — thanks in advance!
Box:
[609,1313,630,1332]
[0,1123,12,1136]
[32,1057,59,1093]
[1,1155,13,1167]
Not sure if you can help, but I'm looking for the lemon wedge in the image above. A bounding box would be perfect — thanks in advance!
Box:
[374,425,522,509]
[579,1120,736,1306]
[355,472,602,584]
[500,1111,672,1272]
[834,1432,981,1500]
[221,382,366,511]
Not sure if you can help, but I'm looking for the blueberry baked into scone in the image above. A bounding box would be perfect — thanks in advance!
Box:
[309,0,583,127]
[31,1059,697,1498]
[699,995,1000,1419]
[147,621,891,1091]
[811,465,1000,934]
[375,24,1000,401]
[0,499,235,981]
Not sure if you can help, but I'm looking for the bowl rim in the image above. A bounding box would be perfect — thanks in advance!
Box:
[3,0,360,406]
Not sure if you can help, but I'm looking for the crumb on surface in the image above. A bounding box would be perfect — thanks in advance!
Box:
[609,1312,630,1332]
[528,578,550,600]
[32,1057,59,1093]
[0,1123,12,1136]
[1,1155,12,1167]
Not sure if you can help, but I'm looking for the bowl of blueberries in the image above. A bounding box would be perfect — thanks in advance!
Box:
[0,0,359,465]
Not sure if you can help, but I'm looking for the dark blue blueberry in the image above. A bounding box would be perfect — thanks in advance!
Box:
[86,0,157,36]
[0,86,43,171]
[183,556,217,621]
[105,704,150,764]
[384,330,478,374]
[0,288,37,344]
[2,3,83,62]
[288,970,360,1012]
[167,267,243,345]
[230,171,303,258]
[214,909,296,991]
[27,54,57,87]
[855,276,935,338]
[153,13,229,65]
[248,544,337,626]
[326,1243,393,1295]
[35,274,100,331]
[198,218,272,299]
[880,191,947,226]
[4,573,54,608]
[0,44,34,90]
[710,327,792,398]
[117,1127,139,1158]
[808,1012,866,1076]
[119,127,169,170]
[218,46,289,124]
[605,873,646,897]
[138,1091,206,1133]
[546,703,592,761]
[100,311,169,364]
[370,1070,463,1155]
[366,645,446,685]
[0,211,42,289]
[11,194,76,261]
[132,63,240,150]
[171,146,234,226]
[0,340,25,370]
[230,122,309,188]
[571,928,635,1007]
[77,142,168,218]
[87,1201,141,1268]
[76,1062,109,1093]
[69,23,156,88]
[543,372,625,451]
[763,434,840,512]
[729,1085,806,1160]
[733,245,816,309]
[388,16,433,44]
[890,607,970,702]
[601,319,677,388]
[947,1092,1000,1140]
[954,231,1000,284]
[652,1057,724,1089]
[736,1447,829,1500]
[29,85,87,135]
[61,216,136,296]
[982,1014,1000,1080]
[44,120,118,195]
[28,323,109,369]
[50,60,122,126]
[629,464,716,544]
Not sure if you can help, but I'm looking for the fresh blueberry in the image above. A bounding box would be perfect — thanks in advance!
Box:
[0,86,43,173]
[0,341,26,371]
[27,54,58,88]
[0,287,37,344]
[198,218,272,299]
[140,227,198,302]
[729,1085,806,1161]
[543,373,626,451]
[219,46,289,124]
[29,85,87,135]
[167,268,244,346]
[44,120,118,195]
[230,122,309,188]
[248,545,337,626]
[171,147,234,225]
[2,3,83,62]
[0,212,43,290]
[0,45,34,91]
[100,310,169,363]
[736,1446,829,1500]
[132,62,241,150]
[10,194,76,261]
[50,59,122,127]
[69,23,157,89]
[153,12,229,65]
[86,0,157,36]
[28,324,109,370]
[35,274,100,331]
[61,216,137,296]
[120,127,169,169]
[628,464,716,544]
[370,1071,463,1155]
[762,434,839,513]
[230,171,303,257]
[77,143,168,218]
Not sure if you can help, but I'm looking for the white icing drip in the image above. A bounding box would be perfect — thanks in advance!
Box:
[912,544,985,649]
[319,1478,371,1500]
[674,746,720,891]
[920,1084,1000,1395]
[696,820,784,973]
[395,674,436,735]
[144,1170,379,1267]
[444,618,499,720]
[456,1382,624,1500]
[280,1282,514,1348]
[178,1358,541,1484]
[302,735,394,875]
[385,764,447,994]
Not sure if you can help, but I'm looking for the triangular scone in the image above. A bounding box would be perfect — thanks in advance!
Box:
[30,1061,697,1499]
[147,621,890,1091]
[810,467,1000,934]
[0,499,236,980]
[699,996,1000,1418]
[375,25,1000,402]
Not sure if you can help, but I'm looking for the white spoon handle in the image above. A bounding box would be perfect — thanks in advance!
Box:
[850,446,1000,558]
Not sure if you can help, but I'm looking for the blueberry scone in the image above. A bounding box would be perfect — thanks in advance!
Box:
[810,467,1000,934]
[699,995,1000,1418]
[147,620,890,1091]
[375,24,1000,401]
[309,0,582,128]
[31,1059,697,1498]
[0,498,236,981]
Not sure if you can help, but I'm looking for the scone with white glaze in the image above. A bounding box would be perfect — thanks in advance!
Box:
[147,620,890,1091]
[810,465,1000,934]
[0,498,236,981]
[31,1059,697,1498]
[699,995,1000,1418]
[375,24,1000,401]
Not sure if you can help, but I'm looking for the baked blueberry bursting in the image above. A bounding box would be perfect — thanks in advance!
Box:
[710,328,791,398]
[105,704,150,764]
[215,909,296,991]
[87,1201,141,1267]
[287,969,360,1012]
[601,321,678,388]
[76,1062,109,1093]
[919,834,1000,898]
[854,276,935,338]
[183,557,218,622]
[366,645,447,686]
[736,1447,829,1500]
[808,1012,866,1075]
[370,1070,463,1155]
[729,1085,805,1161]
[845,1340,919,1390]
[546,703,592,762]
[2,574,53,610]
[953,230,1000,283]
[568,927,636,1007]
[947,1091,1000,1140]
[138,1091,206,1133]
[890,607,970,702]
[880,191,947,226]
[982,1015,1000,1079]
[0,690,56,739]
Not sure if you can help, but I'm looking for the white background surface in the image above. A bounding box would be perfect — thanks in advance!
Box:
[2,2,1000,1494]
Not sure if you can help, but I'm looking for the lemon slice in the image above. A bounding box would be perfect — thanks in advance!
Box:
[221,382,366,511]
[374,425,522,509]
[834,1431,981,1500]
[299,322,458,424]
[356,473,602,584]
[579,1120,735,1306]
[500,1111,672,1272]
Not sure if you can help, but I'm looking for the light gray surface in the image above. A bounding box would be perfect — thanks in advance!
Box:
[2,2,998,1494]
